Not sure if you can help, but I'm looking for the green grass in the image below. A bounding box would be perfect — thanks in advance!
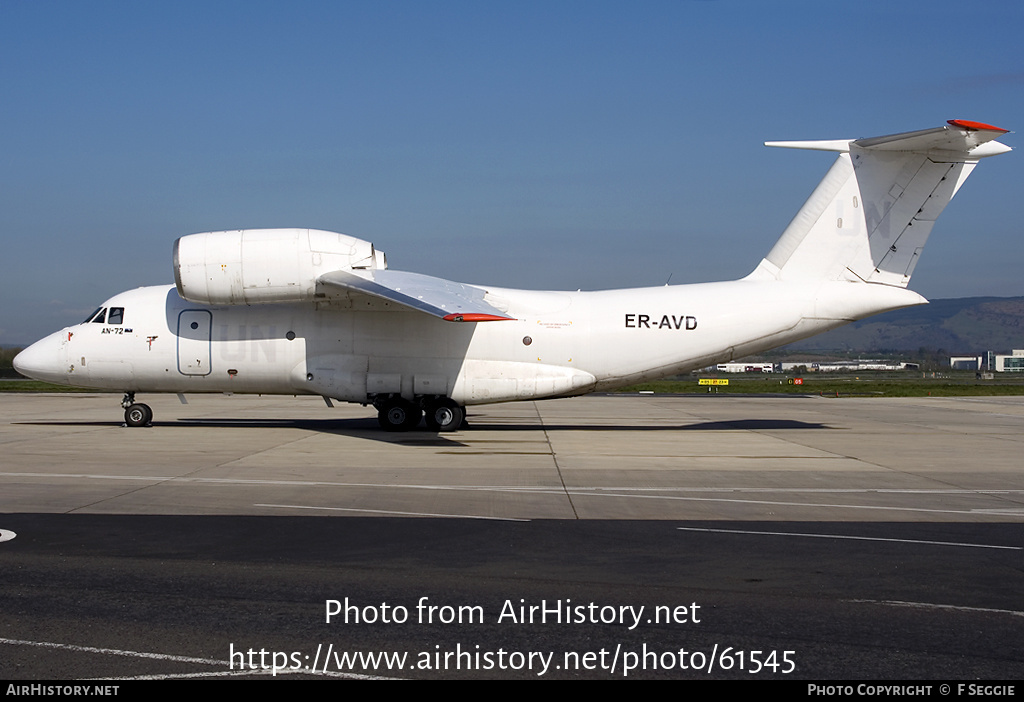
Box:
[5,374,1024,398]
[619,373,1024,397]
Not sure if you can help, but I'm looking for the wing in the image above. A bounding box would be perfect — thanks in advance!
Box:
[319,269,515,322]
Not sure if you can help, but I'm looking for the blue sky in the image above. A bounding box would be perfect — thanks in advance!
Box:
[3,0,1022,344]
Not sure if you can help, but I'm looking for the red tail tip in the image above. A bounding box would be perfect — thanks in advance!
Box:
[947,119,1009,133]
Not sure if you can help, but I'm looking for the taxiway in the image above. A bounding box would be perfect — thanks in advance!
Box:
[1,393,1022,680]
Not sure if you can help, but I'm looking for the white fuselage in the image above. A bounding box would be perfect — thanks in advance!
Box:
[17,278,925,405]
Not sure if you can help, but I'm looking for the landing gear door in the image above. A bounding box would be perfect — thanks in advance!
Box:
[177,310,212,376]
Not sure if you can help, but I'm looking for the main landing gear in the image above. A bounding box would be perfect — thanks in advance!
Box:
[423,397,464,432]
[121,392,152,427]
[376,397,422,432]
[374,395,464,433]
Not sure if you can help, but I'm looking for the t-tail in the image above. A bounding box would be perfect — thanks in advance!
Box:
[747,120,1011,287]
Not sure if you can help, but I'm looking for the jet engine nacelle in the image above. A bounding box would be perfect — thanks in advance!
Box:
[173,228,387,305]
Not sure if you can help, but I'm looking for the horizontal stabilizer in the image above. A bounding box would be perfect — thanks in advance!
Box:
[853,120,1010,156]
[766,120,1010,158]
[319,269,515,322]
[750,120,1011,288]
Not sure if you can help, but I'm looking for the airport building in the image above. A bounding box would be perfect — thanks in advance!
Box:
[715,363,775,373]
[950,356,984,371]
[995,350,1024,372]
[950,350,1024,372]
[779,360,917,372]
[708,360,922,374]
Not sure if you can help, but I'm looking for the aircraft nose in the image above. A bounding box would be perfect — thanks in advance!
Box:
[13,332,68,384]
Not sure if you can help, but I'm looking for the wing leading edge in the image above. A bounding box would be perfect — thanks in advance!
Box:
[319,269,515,322]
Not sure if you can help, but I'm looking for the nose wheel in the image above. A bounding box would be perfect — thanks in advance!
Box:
[124,403,153,427]
[121,392,153,427]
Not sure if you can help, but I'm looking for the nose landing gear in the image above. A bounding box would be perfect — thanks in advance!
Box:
[121,392,153,427]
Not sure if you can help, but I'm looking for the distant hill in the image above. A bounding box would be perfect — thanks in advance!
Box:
[780,296,1024,354]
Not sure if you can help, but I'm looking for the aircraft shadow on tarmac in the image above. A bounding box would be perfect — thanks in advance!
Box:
[451,419,833,433]
[15,417,832,448]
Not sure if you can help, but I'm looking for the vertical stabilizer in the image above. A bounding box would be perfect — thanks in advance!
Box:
[748,120,1010,287]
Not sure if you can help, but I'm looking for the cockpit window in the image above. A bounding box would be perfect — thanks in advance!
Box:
[83,307,103,324]
[107,307,124,325]
[90,308,107,324]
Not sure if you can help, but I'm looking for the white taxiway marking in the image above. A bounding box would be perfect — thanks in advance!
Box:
[6,472,1024,496]
[0,637,221,665]
[851,600,1024,618]
[582,490,1024,517]
[100,670,285,680]
[677,527,1021,550]
[256,503,529,521]
[4,472,1024,518]
[0,638,392,680]
[99,669,395,680]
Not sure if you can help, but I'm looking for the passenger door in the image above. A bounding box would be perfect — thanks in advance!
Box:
[177,310,212,376]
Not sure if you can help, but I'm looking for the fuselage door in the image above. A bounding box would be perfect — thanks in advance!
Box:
[177,309,212,376]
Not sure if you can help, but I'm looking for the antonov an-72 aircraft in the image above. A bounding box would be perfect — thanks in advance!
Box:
[14,120,1012,431]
